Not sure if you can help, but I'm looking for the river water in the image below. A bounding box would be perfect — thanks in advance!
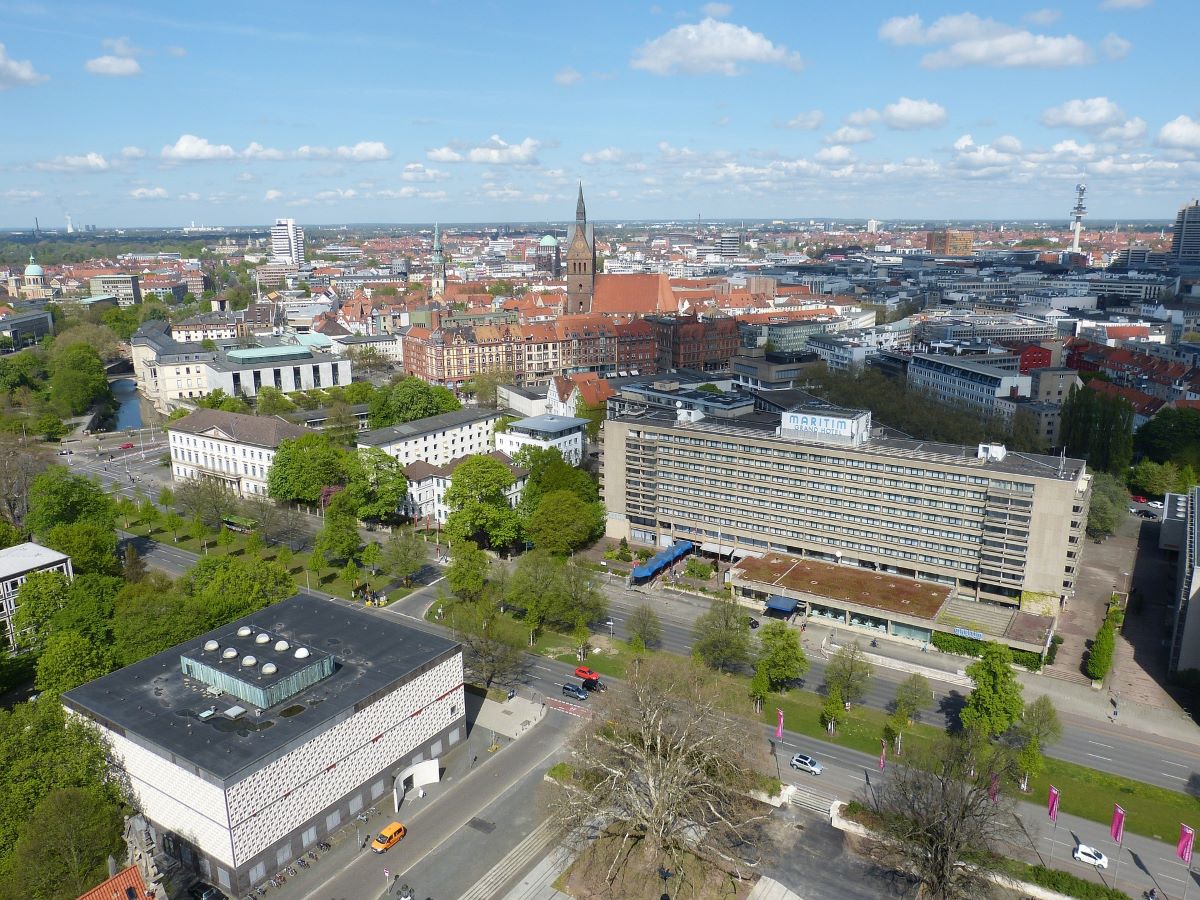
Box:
[110,378,145,430]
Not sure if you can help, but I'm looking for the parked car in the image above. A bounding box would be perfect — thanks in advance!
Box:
[1138,510,1157,519]
[188,883,222,900]
[1147,500,1164,509]
[1072,844,1108,869]
[742,616,761,630]
[1131,495,1147,503]
[119,442,135,450]
[370,821,407,853]
[57,449,73,456]
[790,753,823,775]
[562,683,589,701]
[581,677,607,693]
[574,665,599,681]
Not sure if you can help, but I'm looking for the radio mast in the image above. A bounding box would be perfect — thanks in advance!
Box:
[1070,184,1087,254]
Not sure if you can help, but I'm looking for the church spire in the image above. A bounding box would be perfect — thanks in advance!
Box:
[433,222,442,254]
[576,183,586,224]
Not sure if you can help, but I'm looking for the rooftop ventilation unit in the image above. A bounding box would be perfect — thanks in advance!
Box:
[224,705,247,719]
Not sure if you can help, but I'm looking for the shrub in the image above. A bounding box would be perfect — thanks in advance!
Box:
[684,558,713,580]
[930,632,1043,671]
[1046,634,1064,666]
[1085,624,1116,682]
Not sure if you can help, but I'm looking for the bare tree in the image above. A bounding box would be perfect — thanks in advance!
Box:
[173,478,238,529]
[866,734,1023,899]
[825,640,874,707]
[550,655,771,891]
[448,601,526,689]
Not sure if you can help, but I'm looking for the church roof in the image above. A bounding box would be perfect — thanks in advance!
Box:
[591,273,678,315]
[23,254,43,278]
[539,234,559,247]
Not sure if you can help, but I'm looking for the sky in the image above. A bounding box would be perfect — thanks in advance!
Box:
[0,0,1197,227]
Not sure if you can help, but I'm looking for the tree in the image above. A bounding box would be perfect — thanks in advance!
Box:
[25,467,114,534]
[163,511,184,542]
[44,522,120,575]
[182,555,293,629]
[309,549,328,584]
[627,604,662,648]
[367,377,461,428]
[749,665,770,712]
[691,595,751,672]
[173,477,238,529]
[1085,622,1116,682]
[3,786,123,899]
[1061,385,1134,474]
[0,520,20,552]
[825,641,873,707]
[1136,406,1200,471]
[820,685,843,733]
[314,491,361,563]
[446,540,489,602]
[755,621,809,690]
[33,630,113,696]
[324,401,359,446]
[48,344,111,416]
[444,454,520,549]
[267,433,348,504]
[0,431,51,525]
[255,385,295,416]
[12,570,71,650]
[196,388,250,413]
[275,544,294,573]
[449,601,527,689]
[360,540,382,575]
[34,413,67,441]
[960,642,1025,738]
[525,490,602,554]
[866,735,1021,899]
[341,560,361,590]
[1128,458,1180,498]
[549,655,770,885]
[157,486,175,508]
[556,561,608,629]
[382,529,426,586]
[111,574,204,666]
[1016,694,1062,751]
[464,370,513,409]
[894,672,933,722]
[1015,735,1044,793]
[122,543,146,581]
[244,530,265,558]
[346,447,407,523]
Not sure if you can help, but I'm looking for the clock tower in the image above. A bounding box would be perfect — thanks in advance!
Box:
[564,184,595,314]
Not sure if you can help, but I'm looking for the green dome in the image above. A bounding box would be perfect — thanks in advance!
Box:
[538,234,558,247]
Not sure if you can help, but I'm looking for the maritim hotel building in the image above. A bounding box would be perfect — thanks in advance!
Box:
[63,594,464,895]
[601,404,1089,609]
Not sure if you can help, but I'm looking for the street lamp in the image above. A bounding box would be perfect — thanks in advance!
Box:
[658,867,673,900]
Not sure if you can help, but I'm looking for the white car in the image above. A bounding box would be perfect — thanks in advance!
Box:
[1147,501,1164,509]
[1072,844,1108,869]
[790,753,823,775]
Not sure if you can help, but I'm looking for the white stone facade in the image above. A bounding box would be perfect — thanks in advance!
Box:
[169,430,278,496]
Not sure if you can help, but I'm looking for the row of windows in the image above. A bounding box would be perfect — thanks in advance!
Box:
[172,435,269,461]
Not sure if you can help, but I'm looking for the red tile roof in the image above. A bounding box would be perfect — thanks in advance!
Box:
[591,273,677,314]
[77,865,151,900]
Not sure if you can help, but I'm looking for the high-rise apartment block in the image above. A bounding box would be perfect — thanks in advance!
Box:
[926,230,974,256]
[1171,201,1200,268]
[270,218,306,266]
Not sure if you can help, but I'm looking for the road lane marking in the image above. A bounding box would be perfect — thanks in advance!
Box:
[1161,772,1187,780]
[1087,741,1114,749]
[1163,760,1188,767]
[1086,753,1112,761]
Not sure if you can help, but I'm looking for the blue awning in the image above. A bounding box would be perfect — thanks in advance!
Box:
[766,595,798,613]
[630,541,694,581]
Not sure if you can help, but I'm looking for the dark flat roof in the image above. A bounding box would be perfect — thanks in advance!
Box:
[63,594,460,785]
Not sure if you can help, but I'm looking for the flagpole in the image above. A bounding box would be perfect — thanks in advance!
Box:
[1114,831,1123,884]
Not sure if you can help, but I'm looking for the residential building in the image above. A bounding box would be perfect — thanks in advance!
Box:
[926,230,974,256]
[547,372,615,418]
[1170,487,1200,673]
[62,595,464,895]
[329,333,403,364]
[271,218,306,266]
[89,273,142,307]
[907,354,1031,418]
[730,349,819,389]
[403,451,527,526]
[168,409,307,497]
[356,408,502,467]
[1030,367,1082,405]
[494,414,589,466]
[647,315,739,372]
[172,313,239,343]
[1172,200,1200,269]
[0,542,73,651]
[601,406,1089,608]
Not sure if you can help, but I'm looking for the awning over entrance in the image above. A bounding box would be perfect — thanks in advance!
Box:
[631,540,695,580]
[700,542,734,555]
[765,595,799,614]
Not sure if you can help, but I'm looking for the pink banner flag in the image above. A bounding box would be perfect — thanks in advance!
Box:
[1048,785,1060,823]
[1179,824,1195,864]
[879,739,886,771]
[775,708,784,741]
[1111,805,1125,844]
[988,773,999,803]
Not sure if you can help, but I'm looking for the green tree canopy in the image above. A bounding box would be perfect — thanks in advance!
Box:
[825,641,873,707]
[26,468,114,535]
[111,573,204,666]
[1060,384,1134,475]
[267,432,348,504]
[692,595,752,672]
[48,344,112,416]
[366,377,461,428]
[1087,471,1129,539]
[627,604,662,648]
[1136,406,1200,470]
[182,555,293,628]
[346,447,408,523]
[755,621,809,690]
[446,540,490,602]
[444,454,520,549]
[196,388,250,413]
[960,642,1025,737]
[12,570,71,651]
[381,529,427,586]
[43,522,120,576]
[255,385,296,416]
[525,490,603,555]
[314,491,361,563]
[34,630,114,696]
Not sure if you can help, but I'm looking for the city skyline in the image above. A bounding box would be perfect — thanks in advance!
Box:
[1,0,1197,226]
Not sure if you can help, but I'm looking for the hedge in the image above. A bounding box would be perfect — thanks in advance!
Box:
[989,859,1129,900]
[930,632,1043,671]
[1085,624,1116,681]
[1046,634,1064,666]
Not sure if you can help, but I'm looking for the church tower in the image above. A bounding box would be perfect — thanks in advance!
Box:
[564,184,595,314]
[430,222,446,297]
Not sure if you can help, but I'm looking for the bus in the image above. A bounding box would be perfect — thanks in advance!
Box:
[221,515,258,534]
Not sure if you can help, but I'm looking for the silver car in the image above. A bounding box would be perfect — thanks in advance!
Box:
[790,753,823,775]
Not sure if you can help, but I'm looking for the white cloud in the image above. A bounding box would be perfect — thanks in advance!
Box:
[701,2,732,16]
[993,135,1023,153]
[1100,0,1151,7]
[1023,8,1061,25]
[399,163,447,181]
[102,36,141,57]
[264,189,283,201]
[4,189,43,200]
[427,146,462,163]
[0,44,45,89]
[315,188,358,201]
[178,192,200,201]
[1042,96,1122,128]
[35,152,110,171]
[335,141,391,161]
[631,17,803,76]
[553,67,582,86]
[846,108,880,126]
[825,125,874,144]
[784,110,824,130]
[1158,115,1200,150]
[243,142,285,161]
[120,146,145,159]
[85,55,141,76]
[469,135,540,164]
[879,13,1099,68]
[815,145,854,163]
[581,147,626,164]
[1051,139,1096,157]
[162,134,236,161]
[949,134,1020,174]
[130,187,168,199]
[1100,33,1131,59]
[1101,117,1146,141]
[881,96,947,129]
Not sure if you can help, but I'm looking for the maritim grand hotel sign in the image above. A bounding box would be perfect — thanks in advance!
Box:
[779,407,872,447]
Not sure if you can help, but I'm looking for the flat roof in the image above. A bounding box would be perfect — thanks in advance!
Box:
[734,553,950,619]
[0,542,69,578]
[62,594,460,784]
[507,414,589,434]
[357,407,501,446]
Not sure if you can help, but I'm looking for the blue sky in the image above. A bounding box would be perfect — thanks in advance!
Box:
[0,0,1196,226]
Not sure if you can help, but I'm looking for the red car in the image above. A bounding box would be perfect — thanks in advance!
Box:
[574,665,599,681]
[1131,495,1147,503]
[119,442,135,450]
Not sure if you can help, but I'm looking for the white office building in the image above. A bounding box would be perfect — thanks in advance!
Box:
[907,354,1031,419]
[0,542,73,651]
[168,409,308,497]
[270,218,306,266]
[493,414,589,466]
[356,409,502,467]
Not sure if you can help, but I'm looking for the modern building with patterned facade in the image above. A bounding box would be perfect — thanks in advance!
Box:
[168,409,308,497]
[0,542,73,651]
[62,595,464,895]
[601,405,1089,608]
